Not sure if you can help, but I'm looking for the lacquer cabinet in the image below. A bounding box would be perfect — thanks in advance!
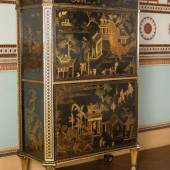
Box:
[17,0,139,169]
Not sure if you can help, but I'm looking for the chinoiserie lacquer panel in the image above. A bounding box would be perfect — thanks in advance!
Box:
[54,9,137,81]
[54,80,137,160]
[22,83,44,159]
[21,8,43,80]
[19,0,138,165]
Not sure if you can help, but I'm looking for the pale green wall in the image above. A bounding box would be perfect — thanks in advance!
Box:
[0,71,18,148]
[0,3,17,149]
[139,65,170,127]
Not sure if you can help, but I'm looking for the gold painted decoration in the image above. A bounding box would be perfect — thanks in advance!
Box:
[21,8,43,80]
[55,10,137,81]
[22,83,44,159]
[54,80,137,160]
[18,0,139,167]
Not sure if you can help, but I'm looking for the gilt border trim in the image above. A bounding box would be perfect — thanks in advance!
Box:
[43,5,55,162]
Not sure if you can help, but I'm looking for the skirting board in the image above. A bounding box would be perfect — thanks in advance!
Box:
[0,146,18,157]
[139,121,170,132]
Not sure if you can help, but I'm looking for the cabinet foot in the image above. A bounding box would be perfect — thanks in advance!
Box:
[20,156,30,170]
[130,145,140,170]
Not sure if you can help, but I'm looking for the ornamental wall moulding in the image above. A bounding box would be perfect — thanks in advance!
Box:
[140,17,156,40]
[139,44,170,65]
[0,44,17,57]
[140,2,170,13]
[140,0,159,4]
[0,62,17,70]
[0,44,17,70]
[140,57,170,65]
[140,44,170,54]
[0,0,16,4]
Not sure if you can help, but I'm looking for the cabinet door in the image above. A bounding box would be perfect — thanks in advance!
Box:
[54,80,138,161]
[54,8,138,81]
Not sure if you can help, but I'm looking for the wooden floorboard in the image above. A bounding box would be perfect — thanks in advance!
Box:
[58,145,170,170]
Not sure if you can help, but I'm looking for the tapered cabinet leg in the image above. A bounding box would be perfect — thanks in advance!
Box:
[130,145,140,170]
[20,156,30,170]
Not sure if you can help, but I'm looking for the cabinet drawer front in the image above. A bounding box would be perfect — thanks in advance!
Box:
[54,80,138,161]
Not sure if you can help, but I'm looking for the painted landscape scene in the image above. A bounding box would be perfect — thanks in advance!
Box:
[55,10,137,80]
[23,84,44,159]
[54,81,137,160]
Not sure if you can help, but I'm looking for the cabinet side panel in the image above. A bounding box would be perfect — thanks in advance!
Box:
[22,83,44,160]
[54,80,137,161]
[54,0,138,9]
[21,8,43,81]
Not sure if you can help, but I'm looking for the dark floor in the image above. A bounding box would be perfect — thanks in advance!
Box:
[58,145,170,170]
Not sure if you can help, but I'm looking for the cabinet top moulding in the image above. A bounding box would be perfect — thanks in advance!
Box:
[17,4,139,13]
[53,4,138,12]
[16,0,138,10]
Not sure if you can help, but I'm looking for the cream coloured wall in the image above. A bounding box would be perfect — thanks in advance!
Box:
[139,12,170,45]
[0,4,16,44]
[158,0,167,4]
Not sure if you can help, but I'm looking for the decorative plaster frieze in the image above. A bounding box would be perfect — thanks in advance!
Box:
[139,44,170,65]
[0,44,17,70]
[0,0,16,4]
[140,44,170,54]
[0,57,17,63]
[140,17,156,40]
[140,3,170,13]
[0,63,17,70]
[140,57,170,65]
[0,44,17,57]
[140,0,159,4]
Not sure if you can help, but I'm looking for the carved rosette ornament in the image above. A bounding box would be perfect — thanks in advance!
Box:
[140,17,156,40]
